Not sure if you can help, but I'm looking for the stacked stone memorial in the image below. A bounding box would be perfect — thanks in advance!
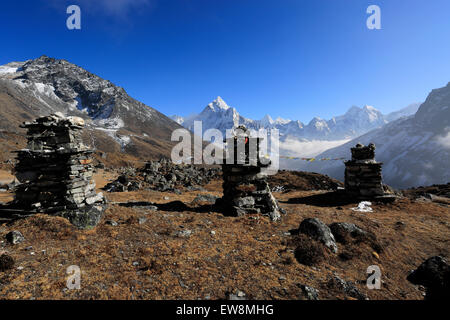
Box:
[216,126,282,221]
[12,113,105,229]
[344,143,385,198]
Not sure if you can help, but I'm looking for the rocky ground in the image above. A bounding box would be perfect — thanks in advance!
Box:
[0,169,448,300]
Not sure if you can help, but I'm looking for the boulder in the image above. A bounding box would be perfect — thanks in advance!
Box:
[329,222,369,243]
[6,230,25,245]
[407,256,450,300]
[299,218,338,253]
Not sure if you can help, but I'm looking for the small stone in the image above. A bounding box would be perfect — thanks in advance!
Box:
[105,220,118,226]
[177,230,192,238]
[298,284,319,300]
[193,194,219,204]
[210,231,216,235]
[138,217,147,225]
[163,196,170,200]
[5,231,25,245]
[228,290,246,300]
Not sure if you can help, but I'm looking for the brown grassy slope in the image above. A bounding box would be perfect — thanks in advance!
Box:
[0,170,448,300]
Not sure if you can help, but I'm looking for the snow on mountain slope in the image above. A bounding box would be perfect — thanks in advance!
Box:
[385,103,421,122]
[301,83,450,188]
[0,55,183,159]
[326,105,387,139]
[175,97,395,143]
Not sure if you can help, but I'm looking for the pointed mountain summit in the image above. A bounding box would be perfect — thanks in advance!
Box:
[260,114,274,127]
[206,96,230,111]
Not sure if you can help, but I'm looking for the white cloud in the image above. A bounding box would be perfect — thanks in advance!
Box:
[435,128,450,150]
[279,138,350,158]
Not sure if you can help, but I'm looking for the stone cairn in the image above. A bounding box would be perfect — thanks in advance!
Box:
[216,126,282,221]
[12,113,105,229]
[344,143,385,198]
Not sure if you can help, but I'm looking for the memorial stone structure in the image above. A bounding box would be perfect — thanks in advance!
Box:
[344,143,385,198]
[12,113,105,229]
[216,126,282,221]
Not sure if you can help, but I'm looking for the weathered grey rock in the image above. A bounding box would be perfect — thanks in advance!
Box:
[192,194,219,204]
[228,290,247,300]
[329,222,368,243]
[176,229,192,238]
[59,204,105,230]
[299,218,338,253]
[105,220,118,226]
[233,196,255,207]
[407,256,450,300]
[298,284,319,300]
[5,230,25,245]
[328,274,367,300]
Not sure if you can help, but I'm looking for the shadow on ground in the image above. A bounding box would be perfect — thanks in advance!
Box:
[281,191,359,207]
[118,200,215,214]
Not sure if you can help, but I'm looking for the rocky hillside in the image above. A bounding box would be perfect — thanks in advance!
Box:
[0,56,183,165]
[0,167,448,300]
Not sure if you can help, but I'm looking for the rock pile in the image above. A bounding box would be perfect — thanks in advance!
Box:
[142,158,220,191]
[216,126,282,221]
[344,143,385,198]
[104,158,221,193]
[12,113,105,229]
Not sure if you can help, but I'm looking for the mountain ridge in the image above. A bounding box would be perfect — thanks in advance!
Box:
[172,96,419,141]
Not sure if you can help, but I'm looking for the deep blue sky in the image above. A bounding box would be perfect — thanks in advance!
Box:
[1,0,449,122]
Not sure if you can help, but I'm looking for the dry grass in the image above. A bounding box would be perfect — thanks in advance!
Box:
[0,170,448,300]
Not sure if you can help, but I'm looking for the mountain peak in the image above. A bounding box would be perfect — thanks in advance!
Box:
[261,114,274,126]
[346,105,361,114]
[206,96,231,112]
[363,105,376,111]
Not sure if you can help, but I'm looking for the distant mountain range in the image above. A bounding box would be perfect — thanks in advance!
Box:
[172,97,420,141]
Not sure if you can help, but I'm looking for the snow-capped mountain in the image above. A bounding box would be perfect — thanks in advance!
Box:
[385,103,421,122]
[300,83,450,188]
[0,55,182,159]
[173,97,412,141]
